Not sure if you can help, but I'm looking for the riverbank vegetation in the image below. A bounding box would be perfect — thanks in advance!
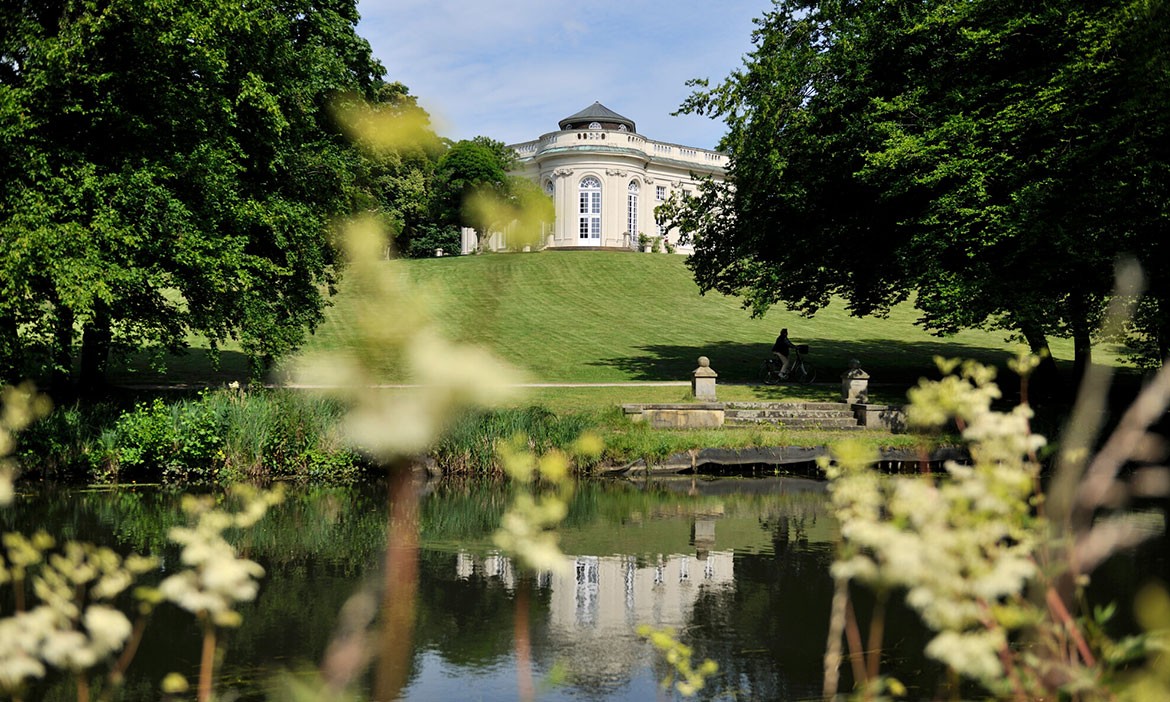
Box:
[15,387,931,484]
[18,388,367,486]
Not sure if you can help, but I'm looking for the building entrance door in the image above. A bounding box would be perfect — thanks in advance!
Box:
[578,176,602,245]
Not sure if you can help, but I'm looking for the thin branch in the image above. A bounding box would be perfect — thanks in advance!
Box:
[103,613,149,700]
[1046,587,1096,668]
[198,618,216,702]
[823,575,849,700]
[844,589,868,688]
[865,591,887,683]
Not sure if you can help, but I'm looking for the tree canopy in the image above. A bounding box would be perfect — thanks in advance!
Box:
[430,137,549,253]
[663,0,1170,374]
[0,0,409,390]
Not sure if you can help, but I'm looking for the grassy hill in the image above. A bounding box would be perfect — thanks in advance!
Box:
[304,250,1092,387]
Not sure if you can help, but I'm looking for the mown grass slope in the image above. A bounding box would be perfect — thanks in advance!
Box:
[305,250,1091,386]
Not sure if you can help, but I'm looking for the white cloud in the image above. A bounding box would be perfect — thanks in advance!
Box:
[357,0,768,150]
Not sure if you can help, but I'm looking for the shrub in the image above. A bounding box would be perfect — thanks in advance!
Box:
[94,396,225,484]
[16,402,120,481]
[86,389,364,486]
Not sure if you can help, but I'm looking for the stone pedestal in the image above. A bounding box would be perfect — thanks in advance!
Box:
[841,359,869,404]
[851,404,907,432]
[692,356,718,401]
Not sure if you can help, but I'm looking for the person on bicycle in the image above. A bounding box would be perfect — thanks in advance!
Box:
[771,328,796,379]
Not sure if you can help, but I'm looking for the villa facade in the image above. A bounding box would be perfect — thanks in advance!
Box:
[463,102,727,254]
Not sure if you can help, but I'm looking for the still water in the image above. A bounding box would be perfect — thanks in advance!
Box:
[2,477,1164,701]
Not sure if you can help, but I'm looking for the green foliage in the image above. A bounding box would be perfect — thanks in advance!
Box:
[0,0,418,389]
[668,0,1170,373]
[637,625,720,697]
[14,402,120,482]
[432,139,509,236]
[432,406,596,475]
[400,222,462,259]
[428,138,552,252]
[101,398,216,484]
[77,389,363,486]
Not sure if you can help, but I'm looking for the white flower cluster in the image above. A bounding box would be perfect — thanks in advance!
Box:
[159,486,283,628]
[826,357,1047,692]
[492,434,600,575]
[0,532,157,694]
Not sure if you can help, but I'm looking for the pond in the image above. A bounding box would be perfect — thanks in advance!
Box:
[2,477,1165,701]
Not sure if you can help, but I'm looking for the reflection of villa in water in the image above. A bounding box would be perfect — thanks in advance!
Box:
[455,548,734,629]
[453,516,735,685]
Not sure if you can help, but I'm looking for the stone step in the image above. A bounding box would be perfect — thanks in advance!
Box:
[725,409,855,420]
[726,401,851,411]
[726,416,863,430]
[723,400,862,429]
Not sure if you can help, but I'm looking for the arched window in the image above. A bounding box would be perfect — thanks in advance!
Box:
[544,179,554,195]
[588,121,602,130]
[627,181,639,236]
[579,176,601,241]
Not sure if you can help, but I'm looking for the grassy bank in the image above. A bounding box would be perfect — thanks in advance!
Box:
[107,251,1127,390]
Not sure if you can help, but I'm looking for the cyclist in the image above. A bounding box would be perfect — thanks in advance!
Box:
[771,328,796,379]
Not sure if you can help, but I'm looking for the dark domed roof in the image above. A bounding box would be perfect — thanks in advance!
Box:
[558,102,636,133]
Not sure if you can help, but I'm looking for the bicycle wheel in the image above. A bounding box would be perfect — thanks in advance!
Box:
[795,361,816,385]
[760,359,780,385]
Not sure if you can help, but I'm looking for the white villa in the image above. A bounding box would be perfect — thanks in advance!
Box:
[462,102,727,254]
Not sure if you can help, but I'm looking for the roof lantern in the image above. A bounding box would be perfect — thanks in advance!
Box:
[558,101,636,133]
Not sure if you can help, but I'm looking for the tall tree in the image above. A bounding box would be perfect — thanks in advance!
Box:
[0,0,393,390]
[664,0,1170,375]
[430,139,509,249]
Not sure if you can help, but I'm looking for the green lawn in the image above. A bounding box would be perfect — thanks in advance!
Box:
[114,250,1124,393]
[303,250,1108,385]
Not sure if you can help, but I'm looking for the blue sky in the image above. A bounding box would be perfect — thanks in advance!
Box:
[355,1,772,150]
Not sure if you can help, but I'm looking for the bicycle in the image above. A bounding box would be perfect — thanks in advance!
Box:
[760,344,817,385]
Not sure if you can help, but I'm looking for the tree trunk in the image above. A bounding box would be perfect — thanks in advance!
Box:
[79,302,112,396]
[1072,326,1093,383]
[1019,322,1059,401]
[0,313,19,384]
[50,303,75,398]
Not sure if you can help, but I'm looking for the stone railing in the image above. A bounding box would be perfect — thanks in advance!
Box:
[513,131,725,172]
